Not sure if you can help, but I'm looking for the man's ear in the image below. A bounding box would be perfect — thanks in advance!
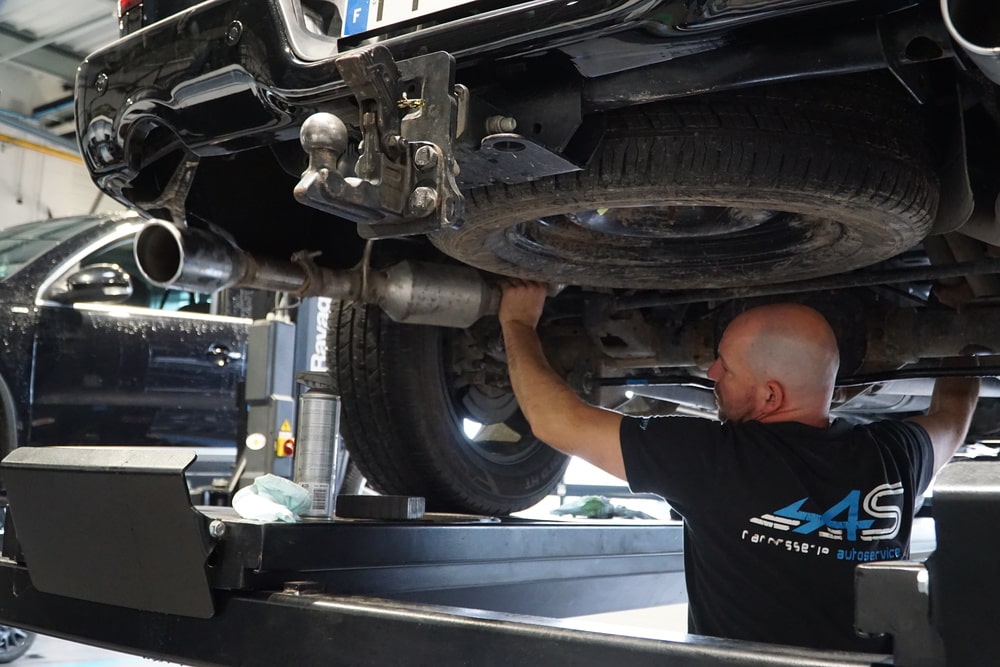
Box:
[761,380,785,416]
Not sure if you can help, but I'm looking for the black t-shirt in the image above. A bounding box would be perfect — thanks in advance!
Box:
[620,416,933,652]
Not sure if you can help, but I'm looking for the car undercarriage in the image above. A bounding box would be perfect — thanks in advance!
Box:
[75,0,1000,513]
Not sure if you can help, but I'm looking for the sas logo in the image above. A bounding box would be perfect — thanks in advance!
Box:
[748,482,903,542]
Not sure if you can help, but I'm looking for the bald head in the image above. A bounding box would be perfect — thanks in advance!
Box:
[712,304,840,426]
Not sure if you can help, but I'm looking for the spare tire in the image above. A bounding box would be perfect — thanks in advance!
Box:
[431,74,938,289]
[327,301,568,515]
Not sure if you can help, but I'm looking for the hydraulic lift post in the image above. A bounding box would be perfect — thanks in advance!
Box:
[237,318,297,487]
[234,296,335,493]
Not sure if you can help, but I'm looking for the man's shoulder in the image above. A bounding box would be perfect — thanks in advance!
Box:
[624,414,725,439]
[857,418,932,446]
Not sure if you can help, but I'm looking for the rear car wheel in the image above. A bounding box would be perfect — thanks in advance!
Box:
[327,302,568,514]
[432,75,938,289]
[0,626,34,663]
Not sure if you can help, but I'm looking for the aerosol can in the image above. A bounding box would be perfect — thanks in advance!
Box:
[292,372,341,518]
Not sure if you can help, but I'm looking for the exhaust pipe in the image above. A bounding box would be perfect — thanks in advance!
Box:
[134,220,498,328]
[941,0,1000,85]
[134,221,326,294]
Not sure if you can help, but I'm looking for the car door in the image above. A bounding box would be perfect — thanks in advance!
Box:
[29,224,250,448]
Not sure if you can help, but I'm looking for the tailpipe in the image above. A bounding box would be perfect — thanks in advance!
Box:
[134,220,336,294]
[133,220,498,328]
[941,0,1000,85]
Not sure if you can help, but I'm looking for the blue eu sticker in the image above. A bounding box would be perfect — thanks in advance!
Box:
[344,0,370,36]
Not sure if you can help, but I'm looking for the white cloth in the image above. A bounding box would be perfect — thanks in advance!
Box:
[232,474,311,522]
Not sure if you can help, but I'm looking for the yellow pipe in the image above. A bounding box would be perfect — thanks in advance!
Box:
[0,133,83,164]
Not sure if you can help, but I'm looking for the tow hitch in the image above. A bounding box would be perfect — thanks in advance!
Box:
[294,46,464,238]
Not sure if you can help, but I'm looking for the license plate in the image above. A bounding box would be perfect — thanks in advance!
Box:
[342,0,477,36]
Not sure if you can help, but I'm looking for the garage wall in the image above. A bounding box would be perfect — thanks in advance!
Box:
[0,128,123,230]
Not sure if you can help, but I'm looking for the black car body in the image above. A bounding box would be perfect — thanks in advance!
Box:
[74,0,1000,514]
[0,213,250,457]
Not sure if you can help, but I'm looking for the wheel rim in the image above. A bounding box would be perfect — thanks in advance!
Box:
[0,626,32,654]
[500,205,846,272]
[443,334,546,467]
[561,205,781,238]
[449,384,544,466]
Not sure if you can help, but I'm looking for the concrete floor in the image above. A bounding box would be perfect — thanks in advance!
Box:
[16,633,185,666]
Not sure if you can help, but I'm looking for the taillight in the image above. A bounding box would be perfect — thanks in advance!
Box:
[118,0,142,18]
[118,0,143,36]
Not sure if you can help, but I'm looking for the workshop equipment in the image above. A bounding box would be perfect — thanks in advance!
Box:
[292,372,342,518]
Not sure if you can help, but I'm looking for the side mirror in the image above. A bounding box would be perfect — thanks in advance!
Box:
[48,263,134,304]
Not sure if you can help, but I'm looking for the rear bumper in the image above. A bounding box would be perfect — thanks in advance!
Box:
[74,0,652,192]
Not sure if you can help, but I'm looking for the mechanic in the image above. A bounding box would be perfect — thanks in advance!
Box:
[498,280,980,652]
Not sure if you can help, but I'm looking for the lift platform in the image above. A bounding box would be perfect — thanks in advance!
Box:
[0,447,995,666]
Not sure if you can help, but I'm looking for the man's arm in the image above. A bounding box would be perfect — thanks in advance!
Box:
[499,281,626,480]
[907,360,980,476]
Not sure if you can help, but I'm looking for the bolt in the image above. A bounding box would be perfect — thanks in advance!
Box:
[413,145,438,170]
[95,73,109,95]
[408,186,439,217]
[225,20,243,46]
[384,134,407,158]
[485,115,517,134]
[208,520,226,539]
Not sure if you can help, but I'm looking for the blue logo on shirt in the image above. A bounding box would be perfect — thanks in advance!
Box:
[748,483,904,543]
[774,490,874,541]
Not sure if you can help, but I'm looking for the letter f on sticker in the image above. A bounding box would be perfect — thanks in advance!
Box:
[353,7,362,22]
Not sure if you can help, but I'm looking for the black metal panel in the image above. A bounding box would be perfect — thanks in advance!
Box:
[0,562,883,667]
[854,561,944,667]
[926,461,1000,667]
[0,447,215,618]
[1,448,681,618]
[207,509,686,617]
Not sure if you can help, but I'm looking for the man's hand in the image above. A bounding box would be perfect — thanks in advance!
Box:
[499,279,548,330]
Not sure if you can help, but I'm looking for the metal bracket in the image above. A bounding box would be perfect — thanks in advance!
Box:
[456,133,582,188]
[293,47,464,238]
[876,5,955,105]
[926,460,1000,666]
[0,447,216,618]
[854,561,944,667]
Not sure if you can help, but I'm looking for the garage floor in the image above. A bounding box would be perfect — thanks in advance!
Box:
[20,633,186,666]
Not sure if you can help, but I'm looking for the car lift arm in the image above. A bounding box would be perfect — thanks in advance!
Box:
[0,562,881,667]
[0,448,994,666]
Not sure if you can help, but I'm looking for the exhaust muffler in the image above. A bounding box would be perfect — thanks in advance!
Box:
[133,220,498,328]
[941,0,1000,85]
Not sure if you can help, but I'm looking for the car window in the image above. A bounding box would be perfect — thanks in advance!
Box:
[55,235,212,313]
[0,217,98,280]
[79,236,214,313]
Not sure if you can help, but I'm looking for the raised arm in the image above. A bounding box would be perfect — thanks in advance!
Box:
[907,359,981,476]
[498,280,626,480]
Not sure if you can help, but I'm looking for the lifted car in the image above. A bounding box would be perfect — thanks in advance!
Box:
[76,0,1000,514]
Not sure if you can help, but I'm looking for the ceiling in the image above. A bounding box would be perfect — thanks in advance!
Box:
[0,0,120,146]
